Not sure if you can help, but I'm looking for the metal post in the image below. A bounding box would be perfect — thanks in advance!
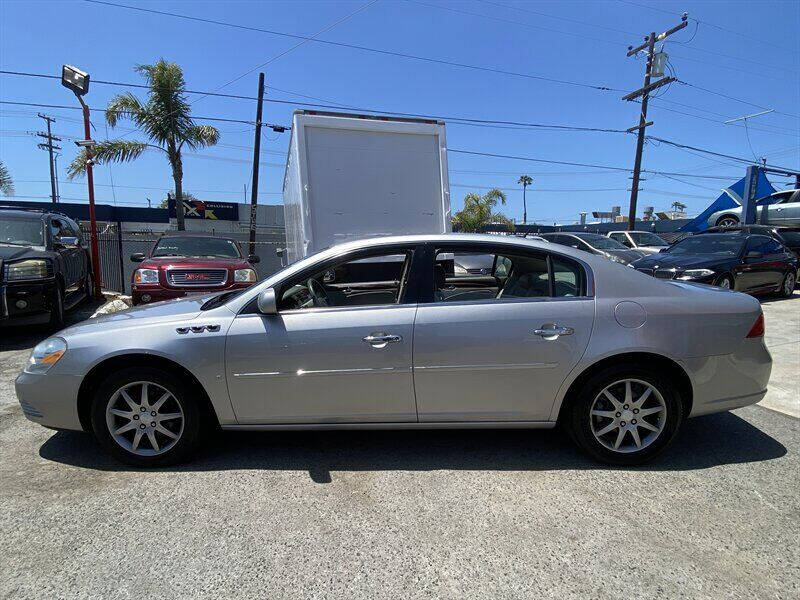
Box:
[249,72,265,257]
[79,98,103,299]
[627,33,655,231]
[522,183,527,225]
[116,221,125,294]
[741,165,759,225]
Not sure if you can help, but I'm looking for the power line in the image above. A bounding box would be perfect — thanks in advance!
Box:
[83,0,623,92]
[676,81,800,120]
[451,183,630,193]
[645,135,798,172]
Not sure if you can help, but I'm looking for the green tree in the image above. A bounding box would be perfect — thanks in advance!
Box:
[671,201,687,213]
[68,60,220,230]
[0,160,13,195]
[517,174,532,224]
[158,191,199,209]
[452,188,513,233]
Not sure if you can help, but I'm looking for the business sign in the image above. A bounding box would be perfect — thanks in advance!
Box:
[168,197,239,221]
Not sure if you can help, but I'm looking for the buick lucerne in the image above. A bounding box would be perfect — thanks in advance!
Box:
[16,235,772,467]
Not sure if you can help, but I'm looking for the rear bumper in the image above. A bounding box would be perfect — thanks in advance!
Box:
[0,280,57,326]
[681,338,772,418]
[131,282,254,305]
[15,370,84,431]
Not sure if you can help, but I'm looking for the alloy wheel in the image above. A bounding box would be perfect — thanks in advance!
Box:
[105,381,184,456]
[718,217,738,227]
[589,379,667,454]
[785,273,796,296]
[718,277,731,290]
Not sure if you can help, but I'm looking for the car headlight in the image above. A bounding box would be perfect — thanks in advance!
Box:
[234,268,257,283]
[4,259,49,281]
[133,268,159,284]
[26,337,67,374]
[678,269,715,280]
[627,262,636,268]
[453,264,468,275]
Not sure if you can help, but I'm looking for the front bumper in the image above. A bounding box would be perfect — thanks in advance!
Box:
[15,369,85,431]
[131,282,254,305]
[682,338,772,418]
[0,279,58,326]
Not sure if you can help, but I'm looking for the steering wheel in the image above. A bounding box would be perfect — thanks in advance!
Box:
[306,278,330,307]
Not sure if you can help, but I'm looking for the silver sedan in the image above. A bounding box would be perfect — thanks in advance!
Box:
[15,234,771,466]
[708,189,800,227]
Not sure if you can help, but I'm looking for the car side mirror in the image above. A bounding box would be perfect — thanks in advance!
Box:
[746,251,763,260]
[130,252,146,263]
[248,254,261,264]
[56,236,78,247]
[257,288,278,315]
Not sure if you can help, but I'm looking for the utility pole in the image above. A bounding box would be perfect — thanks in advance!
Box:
[249,72,265,257]
[53,153,61,203]
[36,113,61,203]
[623,14,687,230]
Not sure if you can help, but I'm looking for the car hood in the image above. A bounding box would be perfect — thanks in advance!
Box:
[142,256,252,269]
[633,253,735,269]
[0,245,47,261]
[58,294,215,337]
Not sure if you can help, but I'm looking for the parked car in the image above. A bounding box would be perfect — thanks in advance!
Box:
[17,234,771,467]
[540,232,645,265]
[130,232,260,305]
[607,230,670,254]
[0,207,92,328]
[631,232,797,297]
[698,224,800,259]
[707,189,800,227]
[775,227,800,259]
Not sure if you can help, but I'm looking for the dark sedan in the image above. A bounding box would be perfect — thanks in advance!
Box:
[631,233,797,298]
[540,232,645,265]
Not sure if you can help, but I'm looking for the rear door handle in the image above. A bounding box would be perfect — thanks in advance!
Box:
[534,325,574,338]
[363,332,402,347]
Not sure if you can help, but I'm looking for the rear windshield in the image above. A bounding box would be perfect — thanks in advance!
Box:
[0,218,44,246]
[667,236,743,256]
[152,236,241,258]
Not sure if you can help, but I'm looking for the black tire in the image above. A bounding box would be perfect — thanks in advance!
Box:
[49,284,64,328]
[715,273,734,290]
[778,270,796,298]
[90,367,201,467]
[715,215,739,227]
[567,365,684,466]
[82,271,94,304]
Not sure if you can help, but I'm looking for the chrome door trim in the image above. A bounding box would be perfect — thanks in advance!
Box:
[233,366,409,378]
[414,362,557,372]
[221,420,558,431]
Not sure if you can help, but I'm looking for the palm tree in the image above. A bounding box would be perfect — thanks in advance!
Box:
[517,174,532,224]
[452,188,513,233]
[68,60,220,230]
[0,160,13,195]
[671,201,687,214]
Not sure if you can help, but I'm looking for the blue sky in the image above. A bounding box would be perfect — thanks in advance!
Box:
[1,0,798,223]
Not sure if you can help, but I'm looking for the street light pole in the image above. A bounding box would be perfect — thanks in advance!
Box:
[61,64,102,299]
[77,96,102,299]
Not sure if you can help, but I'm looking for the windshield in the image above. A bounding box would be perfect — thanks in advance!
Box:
[778,231,800,245]
[579,235,628,250]
[152,236,241,258]
[628,232,668,246]
[667,236,744,256]
[0,218,44,246]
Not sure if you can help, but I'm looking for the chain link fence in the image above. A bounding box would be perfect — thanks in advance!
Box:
[90,226,286,294]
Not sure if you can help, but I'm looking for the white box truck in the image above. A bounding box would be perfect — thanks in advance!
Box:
[282,110,451,264]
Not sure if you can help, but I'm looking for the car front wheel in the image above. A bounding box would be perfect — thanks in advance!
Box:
[778,271,796,298]
[91,367,201,466]
[716,215,739,227]
[567,366,684,465]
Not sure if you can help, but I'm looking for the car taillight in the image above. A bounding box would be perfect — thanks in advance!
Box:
[746,313,764,338]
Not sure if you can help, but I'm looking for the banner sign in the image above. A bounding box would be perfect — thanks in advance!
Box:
[168,197,239,221]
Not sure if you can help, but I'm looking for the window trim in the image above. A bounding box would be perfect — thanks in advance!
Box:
[426,241,591,305]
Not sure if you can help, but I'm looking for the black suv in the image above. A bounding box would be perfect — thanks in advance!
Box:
[0,207,93,327]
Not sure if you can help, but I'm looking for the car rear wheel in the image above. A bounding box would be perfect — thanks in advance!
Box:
[91,367,201,467]
[82,271,94,304]
[567,366,684,465]
[778,271,796,298]
[715,274,734,290]
[716,215,739,227]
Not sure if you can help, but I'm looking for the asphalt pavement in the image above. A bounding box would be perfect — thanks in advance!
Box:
[0,293,798,599]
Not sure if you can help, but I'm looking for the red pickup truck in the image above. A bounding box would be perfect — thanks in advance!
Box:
[130,232,260,305]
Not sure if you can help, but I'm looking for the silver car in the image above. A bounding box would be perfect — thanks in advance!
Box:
[708,189,800,228]
[15,234,771,467]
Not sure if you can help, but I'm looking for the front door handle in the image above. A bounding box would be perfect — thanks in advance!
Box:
[533,325,574,338]
[362,332,402,347]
